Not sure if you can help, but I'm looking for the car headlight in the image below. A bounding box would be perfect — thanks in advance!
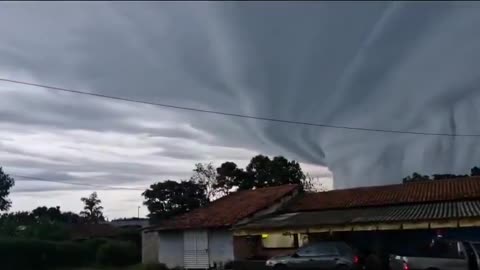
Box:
[266,260,275,266]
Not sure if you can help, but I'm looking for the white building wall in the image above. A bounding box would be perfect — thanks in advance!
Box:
[208,229,234,268]
[158,231,184,269]
[142,231,159,264]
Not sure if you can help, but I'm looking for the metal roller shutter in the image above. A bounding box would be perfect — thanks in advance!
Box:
[184,230,209,269]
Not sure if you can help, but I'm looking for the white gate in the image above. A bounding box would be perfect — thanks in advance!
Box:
[184,230,209,269]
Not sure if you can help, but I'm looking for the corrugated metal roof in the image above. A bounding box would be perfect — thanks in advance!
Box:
[237,200,480,230]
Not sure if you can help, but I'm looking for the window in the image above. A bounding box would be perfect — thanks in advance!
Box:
[261,233,295,249]
[297,243,338,257]
[473,244,480,255]
[421,240,463,259]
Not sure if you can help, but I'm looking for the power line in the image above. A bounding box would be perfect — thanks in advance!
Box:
[11,174,145,191]
[0,77,479,137]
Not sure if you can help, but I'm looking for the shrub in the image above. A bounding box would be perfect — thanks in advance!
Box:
[96,240,140,266]
[0,237,92,270]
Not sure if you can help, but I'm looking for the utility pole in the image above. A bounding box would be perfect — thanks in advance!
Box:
[137,206,140,219]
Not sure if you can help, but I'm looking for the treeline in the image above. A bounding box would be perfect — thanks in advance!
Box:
[0,155,323,226]
[142,154,324,221]
[0,192,106,240]
[403,166,480,183]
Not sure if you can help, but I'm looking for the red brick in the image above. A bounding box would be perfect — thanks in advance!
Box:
[155,184,299,230]
[288,177,480,212]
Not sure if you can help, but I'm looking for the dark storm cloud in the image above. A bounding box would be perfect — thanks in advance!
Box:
[1,1,480,212]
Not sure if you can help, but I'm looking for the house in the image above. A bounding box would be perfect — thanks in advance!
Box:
[234,177,480,262]
[109,218,149,229]
[142,185,299,269]
[142,177,480,269]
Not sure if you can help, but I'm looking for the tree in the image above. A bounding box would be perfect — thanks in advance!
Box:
[80,192,105,224]
[402,172,431,183]
[432,174,468,180]
[190,163,225,200]
[215,155,307,191]
[215,161,246,193]
[471,166,480,176]
[0,167,15,211]
[142,180,208,221]
[303,174,328,192]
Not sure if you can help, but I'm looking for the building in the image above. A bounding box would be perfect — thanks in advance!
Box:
[142,185,299,269]
[109,218,150,229]
[142,177,480,269]
[234,177,480,263]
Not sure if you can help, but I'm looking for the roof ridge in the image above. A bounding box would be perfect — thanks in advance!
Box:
[312,176,480,194]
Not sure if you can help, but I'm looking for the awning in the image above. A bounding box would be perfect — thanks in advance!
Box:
[234,200,480,234]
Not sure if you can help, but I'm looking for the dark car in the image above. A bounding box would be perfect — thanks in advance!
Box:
[266,241,361,270]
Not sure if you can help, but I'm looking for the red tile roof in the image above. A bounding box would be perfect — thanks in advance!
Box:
[287,177,480,212]
[152,184,299,231]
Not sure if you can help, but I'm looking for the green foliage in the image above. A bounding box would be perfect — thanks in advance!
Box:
[0,206,84,240]
[142,180,208,221]
[216,155,306,191]
[144,155,310,220]
[81,192,105,224]
[0,238,92,270]
[402,172,431,183]
[190,163,225,200]
[403,167,480,183]
[471,166,480,176]
[96,240,140,267]
[0,167,15,211]
[0,237,140,270]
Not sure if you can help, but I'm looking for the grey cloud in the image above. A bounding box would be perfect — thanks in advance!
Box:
[2,2,480,218]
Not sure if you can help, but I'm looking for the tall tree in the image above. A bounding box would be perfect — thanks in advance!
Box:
[142,180,208,221]
[0,167,15,211]
[190,163,225,200]
[80,192,105,224]
[215,155,307,191]
[303,174,328,192]
[215,161,245,192]
[471,166,480,176]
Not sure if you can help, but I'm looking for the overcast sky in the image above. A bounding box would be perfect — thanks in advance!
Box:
[1,2,480,218]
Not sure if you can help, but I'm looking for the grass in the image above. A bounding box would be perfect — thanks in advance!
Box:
[62,264,169,270]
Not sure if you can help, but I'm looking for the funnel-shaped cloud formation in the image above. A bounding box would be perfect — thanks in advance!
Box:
[1,2,480,216]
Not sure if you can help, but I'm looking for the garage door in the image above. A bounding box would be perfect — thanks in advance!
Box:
[184,230,209,269]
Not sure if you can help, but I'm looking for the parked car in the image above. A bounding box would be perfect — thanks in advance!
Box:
[389,239,480,270]
[265,241,362,270]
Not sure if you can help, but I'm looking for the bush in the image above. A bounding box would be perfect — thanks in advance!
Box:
[0,237,92,270]
[96,240,140,266]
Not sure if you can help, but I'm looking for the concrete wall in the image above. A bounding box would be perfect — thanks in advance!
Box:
[209,230,235,268]
[142,231,159,264]
[158,231,184,269]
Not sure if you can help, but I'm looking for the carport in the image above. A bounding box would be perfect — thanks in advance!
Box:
[232,178,480,263]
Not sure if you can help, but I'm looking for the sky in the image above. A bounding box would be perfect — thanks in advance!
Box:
[1,2,480,219]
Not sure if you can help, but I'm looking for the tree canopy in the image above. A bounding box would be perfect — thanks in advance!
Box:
[142,154,325,221]
[0,167,15,211]
[80,192,105,224]
[142,180,208,221]
[403,166,480,183]
[216,155,307,191]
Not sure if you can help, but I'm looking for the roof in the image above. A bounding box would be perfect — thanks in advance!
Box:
[150,184,299,231]
[287,177,480,212]
[238,200,480,230]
